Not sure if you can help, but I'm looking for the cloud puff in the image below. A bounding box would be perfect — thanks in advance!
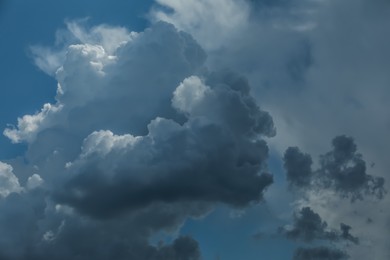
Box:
[283,135,385,201]
[318,136,385,200]
[280,207,358,244]
[0,162,22,197]
[284,146,312,187]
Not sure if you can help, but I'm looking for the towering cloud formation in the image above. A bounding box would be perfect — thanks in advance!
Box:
[57,72,274,218]
[0,20,275,259]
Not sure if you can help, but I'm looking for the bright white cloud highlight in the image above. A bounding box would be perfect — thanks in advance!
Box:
[0,162,22,197]
[172,76,209,114]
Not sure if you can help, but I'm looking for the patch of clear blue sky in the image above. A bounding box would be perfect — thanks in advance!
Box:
[181,205,295,260]
[0,0,153,159]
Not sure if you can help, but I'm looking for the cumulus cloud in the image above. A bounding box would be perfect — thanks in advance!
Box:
[318,136,385,200]
[4,103,63,144]
[282,135,385,258]
[284,146,312,188]
[29,20,137,76]
[0,162,22,197]
[26,174,44,190]
[280,207,358,244]
[283,135,385,201]
[0,18,276,259]
[280,207,357,259]
[56,73,274,218]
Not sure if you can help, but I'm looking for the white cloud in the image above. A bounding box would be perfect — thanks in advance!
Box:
[30,20,137,76]
[65,21,137,54]
[0,162,22,197]
[172,76,209,114]
[151,0,250,50]
[4,103,63,143]
[79,130,140,158]
[26,174,44,190]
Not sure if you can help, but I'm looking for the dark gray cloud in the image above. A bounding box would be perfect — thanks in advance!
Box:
[280,207,358,244]
[283,135,385,201]
[55,70,274,218]
[318,135,385,200]
[0,182,204,260]
[284,147,312,188]
[293,246,349,260]
[339,223,359,244]
[281,207,332,242]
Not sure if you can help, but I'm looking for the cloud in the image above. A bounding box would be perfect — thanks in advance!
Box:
[339,223,359,245]
[4,103,63,144]
[293,246,349,260]
[150,0,390,258]
[283,135,385,201]
[4,21,208,178]
[0,162,22,197]
[26,173,44,190]
[283,146,312,188]
[280,207,358,244]
[0,193,203,259]
[0,19,276,259]
[29,20,137,76]
[3,0,389,258]
[55,73,274,218]
[281,207,332,242]
[318,136,385,200]
[150,0,251,50]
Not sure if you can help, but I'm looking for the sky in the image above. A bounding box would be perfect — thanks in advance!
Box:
[0,0,389,259]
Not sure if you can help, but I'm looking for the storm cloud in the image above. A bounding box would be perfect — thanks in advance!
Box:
[283,135,385,201]
[55,72,274,218]
[280,207,358,244]
[0,19,275,259]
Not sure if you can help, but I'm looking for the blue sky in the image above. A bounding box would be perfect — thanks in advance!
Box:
[0,1,389,259]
